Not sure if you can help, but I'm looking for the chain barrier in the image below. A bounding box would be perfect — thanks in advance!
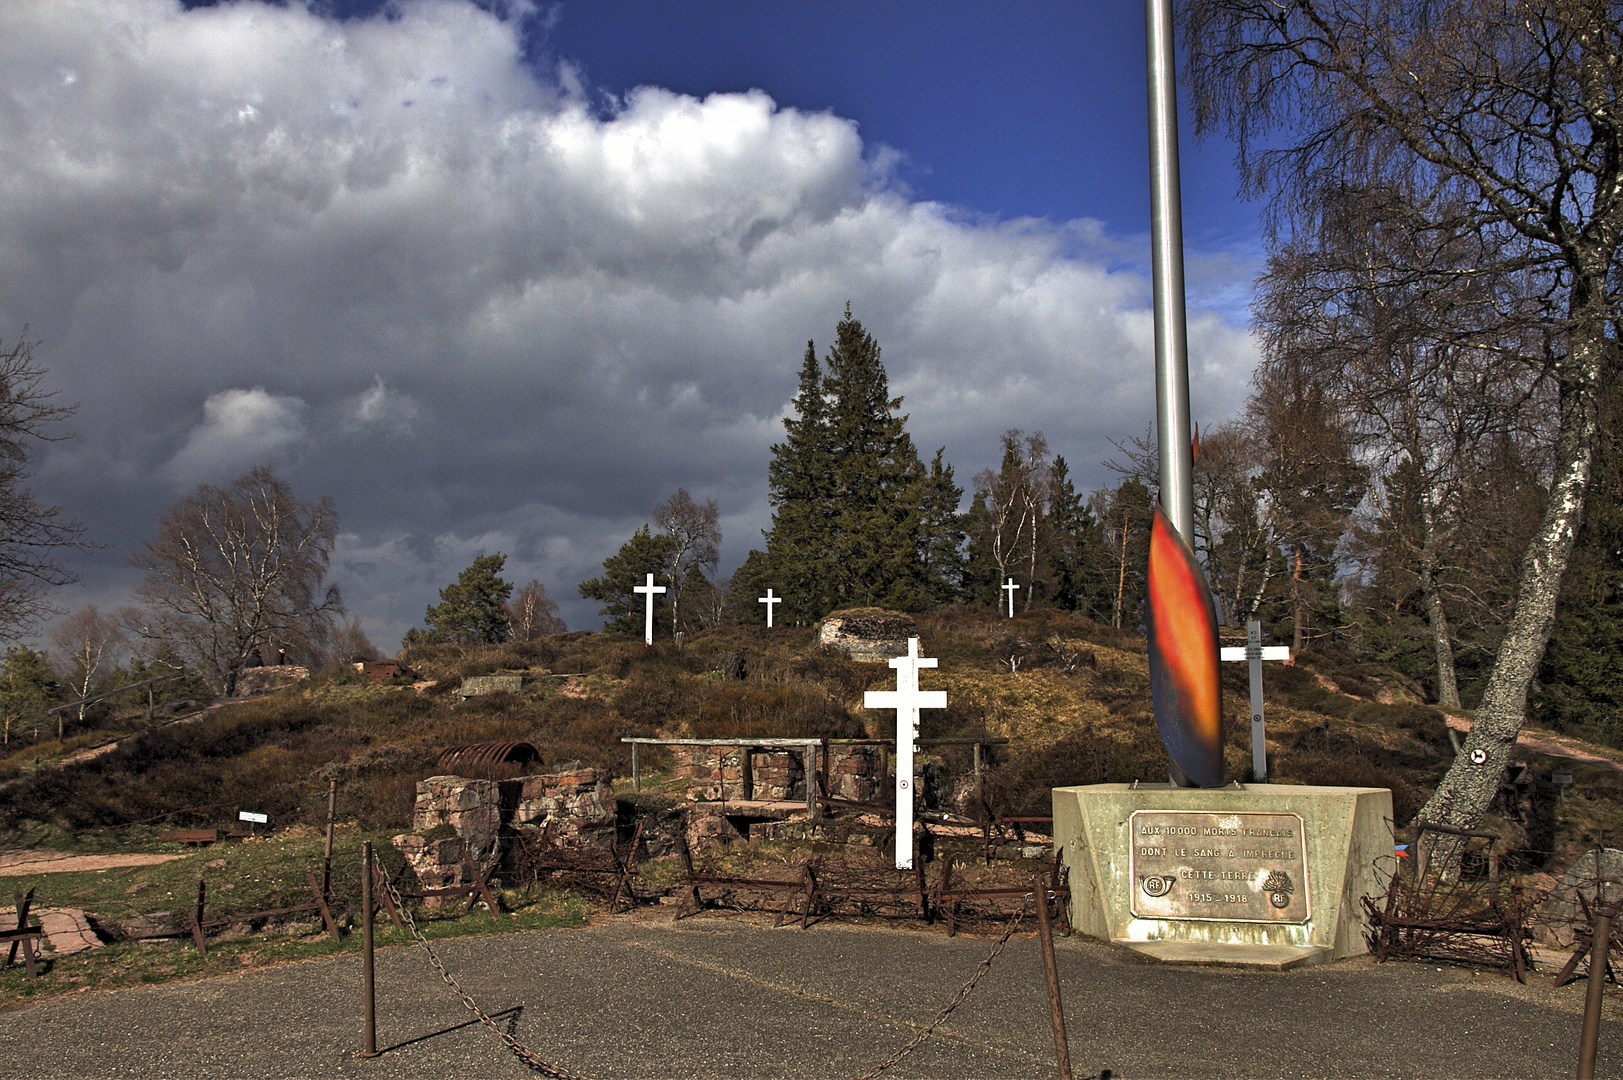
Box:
[378,872,591,1079]
[377,873,1030,1080]
[847,896,1030,1080]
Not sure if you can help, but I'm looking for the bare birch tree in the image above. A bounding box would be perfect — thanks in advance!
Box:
[1255,186,1551,706]
[49,604,126,737]
[653,488,720,635]
[1184,0,1623,834]
[972,430,1052,609]
[130,467,342,695]
[0,333,89,633]
[508,580,566,640]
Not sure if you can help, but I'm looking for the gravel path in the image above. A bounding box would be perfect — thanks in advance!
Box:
[0,914,1617,1079]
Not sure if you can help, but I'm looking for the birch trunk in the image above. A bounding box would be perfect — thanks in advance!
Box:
[1418,302,1604,840]
[1417,489,1461,709]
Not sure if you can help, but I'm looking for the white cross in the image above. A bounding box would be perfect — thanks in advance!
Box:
[633,573,666,646]
[758,588,782,628]
[1002,577,1020,618]
[1219,619,1290,781]
[864,637,947,869]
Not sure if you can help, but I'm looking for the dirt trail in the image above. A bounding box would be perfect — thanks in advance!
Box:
[0,850,184,876]
[1443,714,1623,775]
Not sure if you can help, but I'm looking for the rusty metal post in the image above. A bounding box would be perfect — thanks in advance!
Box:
[1578,901,1618,1080]
[322,778,338,897]
[1034,873,1073,1080]
[361,841,380,1059]
[973,741,984,808]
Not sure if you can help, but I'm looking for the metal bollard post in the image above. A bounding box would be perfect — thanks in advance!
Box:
[1577,900,1619,1080]
[1033,873,1073,1080]
[361,841,380,1059]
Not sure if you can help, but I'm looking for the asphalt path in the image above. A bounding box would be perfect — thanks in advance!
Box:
[0,914,1617,1079]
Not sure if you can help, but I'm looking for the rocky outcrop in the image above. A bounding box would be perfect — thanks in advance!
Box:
[235,666,309,695]
[816,608,917,662]
[459,675,524,697]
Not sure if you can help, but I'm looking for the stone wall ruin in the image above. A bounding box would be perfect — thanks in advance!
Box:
[391,768,618,899]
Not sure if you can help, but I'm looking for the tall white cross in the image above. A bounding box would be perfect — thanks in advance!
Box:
[1002,577,1020,618]
[864,637,947,869]
[1219,619,1290,781]
[633,573,666,646]
[758,588,782,628]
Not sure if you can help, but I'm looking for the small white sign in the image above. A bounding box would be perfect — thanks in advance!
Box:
[238,811,269,824]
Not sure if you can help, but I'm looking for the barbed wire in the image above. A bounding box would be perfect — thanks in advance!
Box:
[377,871,1033,1080]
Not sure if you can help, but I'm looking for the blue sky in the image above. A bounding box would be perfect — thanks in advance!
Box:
[6,0,1264,646]
[543,2,1253,242]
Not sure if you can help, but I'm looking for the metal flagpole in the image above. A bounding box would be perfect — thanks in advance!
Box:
[1145,0,1195,540]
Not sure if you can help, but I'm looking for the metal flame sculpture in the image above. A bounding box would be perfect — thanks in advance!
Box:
[1146,504,1223,787]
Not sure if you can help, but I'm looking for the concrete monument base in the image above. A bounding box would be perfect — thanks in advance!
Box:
[1052,783,1393,968]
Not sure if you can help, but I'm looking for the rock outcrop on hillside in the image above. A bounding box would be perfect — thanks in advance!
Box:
[816,608,917,662]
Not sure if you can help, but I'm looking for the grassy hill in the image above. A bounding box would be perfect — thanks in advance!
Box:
[3,605,1619,873]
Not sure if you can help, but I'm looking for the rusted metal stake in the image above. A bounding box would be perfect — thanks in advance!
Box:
[322,778,338,898]
[1034,874,1073,1080]
[361,842,380,1058]
[372,864,405,930]
[189,879,208,956]
[1578,900,1620,1080]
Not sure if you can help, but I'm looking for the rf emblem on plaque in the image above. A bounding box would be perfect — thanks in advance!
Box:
[1129,810,1310,923]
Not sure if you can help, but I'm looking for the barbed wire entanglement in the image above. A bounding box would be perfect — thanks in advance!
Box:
[377,872,1036,1079]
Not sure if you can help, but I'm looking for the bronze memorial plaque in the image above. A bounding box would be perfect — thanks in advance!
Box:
[1129,810,1309,923]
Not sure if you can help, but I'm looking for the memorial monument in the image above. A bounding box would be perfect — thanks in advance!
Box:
[1051,0,1391,968]
[864,637,946,870]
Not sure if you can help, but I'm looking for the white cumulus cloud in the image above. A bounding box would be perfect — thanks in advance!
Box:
[165,387,308,486]
[0,0,1260,645]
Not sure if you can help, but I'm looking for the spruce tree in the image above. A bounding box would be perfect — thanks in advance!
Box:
[765,307,926,619]
[766,342,836,622]
[0,645,54,746]
[916,448,966,608]
[1045,455,1110,618]
[960,489,999,607]
[721,549,773,625]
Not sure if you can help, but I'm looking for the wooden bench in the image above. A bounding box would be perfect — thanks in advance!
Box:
[159,828,221,846]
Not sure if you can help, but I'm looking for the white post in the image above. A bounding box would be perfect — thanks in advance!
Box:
[1002,577,1020,618]
[758,588,782,628]
[863,637,947,869]
[1219,619,1290,781]
[633,573,667,646]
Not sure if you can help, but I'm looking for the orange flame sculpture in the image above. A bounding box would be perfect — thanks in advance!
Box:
[1146,505,1223,787]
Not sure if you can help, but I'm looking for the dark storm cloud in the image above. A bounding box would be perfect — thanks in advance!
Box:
[1,0,1259,645]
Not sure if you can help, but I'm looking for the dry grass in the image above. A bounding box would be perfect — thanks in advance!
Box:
[3,605,1613,874]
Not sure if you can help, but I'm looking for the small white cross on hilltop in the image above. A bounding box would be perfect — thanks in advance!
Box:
[758,588,782,628]
[633,573,666,646]
[864,637,947,870]
[1002,577,1019,618]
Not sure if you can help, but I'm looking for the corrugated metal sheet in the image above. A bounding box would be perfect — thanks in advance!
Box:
[435,741,541,770]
